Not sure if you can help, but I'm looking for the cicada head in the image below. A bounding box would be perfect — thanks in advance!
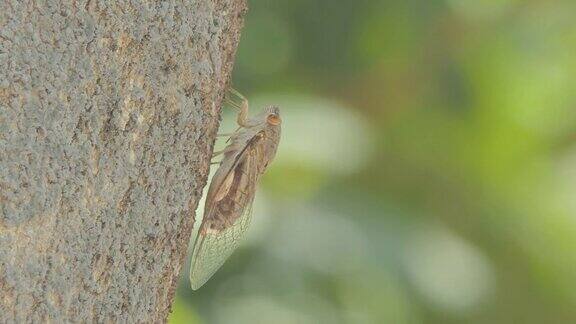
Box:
[265,106,281,126]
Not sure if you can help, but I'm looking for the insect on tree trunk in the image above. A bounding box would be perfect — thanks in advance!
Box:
[0,0,247,322]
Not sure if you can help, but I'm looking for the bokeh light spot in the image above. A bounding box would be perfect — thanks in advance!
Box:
[402,223,495,314]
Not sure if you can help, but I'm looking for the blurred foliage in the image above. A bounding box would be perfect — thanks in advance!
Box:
[170,0,576,323]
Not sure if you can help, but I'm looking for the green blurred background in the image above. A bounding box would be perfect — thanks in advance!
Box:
[171,0,576,323]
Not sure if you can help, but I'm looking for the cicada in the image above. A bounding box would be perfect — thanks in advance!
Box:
[189,89,282,290]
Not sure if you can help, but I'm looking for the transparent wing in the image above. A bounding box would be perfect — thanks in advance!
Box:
[189,200,254,290]
[189,149,258,290]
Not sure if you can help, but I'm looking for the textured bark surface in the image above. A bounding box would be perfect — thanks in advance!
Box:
[0,0,246,322]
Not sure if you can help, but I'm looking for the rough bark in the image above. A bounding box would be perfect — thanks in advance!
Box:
[0,0,246,322]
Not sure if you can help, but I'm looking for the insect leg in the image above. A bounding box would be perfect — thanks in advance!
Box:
[236,96,250,128]
[226,88,252,128]
[212,149,226,158]
[225,89,245,112]
[229,88,247,102]
[224,127,242,143]
[225,98,242,110]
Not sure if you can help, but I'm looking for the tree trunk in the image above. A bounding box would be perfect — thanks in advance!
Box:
[0,0,246,322]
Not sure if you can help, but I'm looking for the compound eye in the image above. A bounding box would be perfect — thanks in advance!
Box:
[266,114,281,126]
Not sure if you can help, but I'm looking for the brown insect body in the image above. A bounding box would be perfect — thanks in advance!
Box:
[203,106,280,232]
[190,97,281,290]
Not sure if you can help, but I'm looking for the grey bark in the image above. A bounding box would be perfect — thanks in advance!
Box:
[0,0,246,322]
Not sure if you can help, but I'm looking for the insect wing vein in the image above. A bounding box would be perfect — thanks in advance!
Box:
[189,196,255,289]
[189,149,259,290]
